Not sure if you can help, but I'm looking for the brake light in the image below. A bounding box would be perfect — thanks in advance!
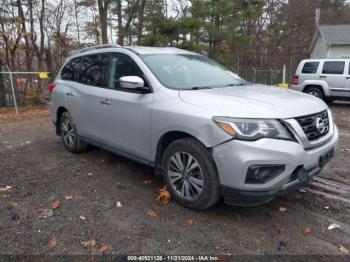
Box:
[48,83,56,93]
[292,75,299,85]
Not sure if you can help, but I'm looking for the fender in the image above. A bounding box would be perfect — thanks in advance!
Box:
[300,80,330,96]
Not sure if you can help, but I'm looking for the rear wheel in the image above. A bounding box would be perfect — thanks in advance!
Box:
[161,138,221,210]
[304,87,325,101]
[60,112,87,153]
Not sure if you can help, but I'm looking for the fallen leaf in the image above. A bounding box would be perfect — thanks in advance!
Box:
[82,239,96,248]
[156,186,171,205]
[279,207,287,213]
[48,238,57,247]
[339,245,349,254]
[0,188,9,193]
[74,195,86,200]
[143,179,153,185]
[99,245,108,254]
[277,227,284,234]
[146,210,160,218]
[187,218,194,226]
[64,195,73,200]
[50,200,60,209]
[303,227,311,236]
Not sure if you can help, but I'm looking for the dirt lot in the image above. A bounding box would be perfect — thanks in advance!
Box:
[0,104,350,256]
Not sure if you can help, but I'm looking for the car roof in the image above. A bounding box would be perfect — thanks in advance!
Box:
[124,46,195,55]
[301,58,350,62]
[68,45,197,59]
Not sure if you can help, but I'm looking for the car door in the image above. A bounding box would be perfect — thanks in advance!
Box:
[346,62,350,91]
[97,52,154,162]
[320,61,346,93]
[65,53,110,141]
[60,56,87,135]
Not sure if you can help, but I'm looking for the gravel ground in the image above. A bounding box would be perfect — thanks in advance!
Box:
[0,104,349,256]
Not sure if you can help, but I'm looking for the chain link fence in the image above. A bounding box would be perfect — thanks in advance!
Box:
[236,68,293,86]
[0,72,50,109]
[0,67,294,111]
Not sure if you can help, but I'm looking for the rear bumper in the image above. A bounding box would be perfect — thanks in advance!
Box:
[290,85,303,92]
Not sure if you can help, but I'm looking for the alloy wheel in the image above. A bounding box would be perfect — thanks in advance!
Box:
[167,152,204,200]
[61,118,76,147]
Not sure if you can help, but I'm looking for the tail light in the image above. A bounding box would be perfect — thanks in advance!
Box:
[48,83,56,93]
[292,75,299,85]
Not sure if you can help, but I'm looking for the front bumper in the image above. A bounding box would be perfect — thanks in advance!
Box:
[212,124,339,206]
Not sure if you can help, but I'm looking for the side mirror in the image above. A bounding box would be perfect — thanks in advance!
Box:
[119,76,144,89]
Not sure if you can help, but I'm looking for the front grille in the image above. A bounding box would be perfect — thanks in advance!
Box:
[295,110,329,141]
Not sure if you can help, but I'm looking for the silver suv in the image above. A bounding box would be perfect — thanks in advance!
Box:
[291,59,350,102]
[49,45,339,210]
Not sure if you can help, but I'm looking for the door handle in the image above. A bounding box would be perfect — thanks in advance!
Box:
[346,76,350,80]
[66,91,74,96]
[319,75,327,79]
[100,99,111,105]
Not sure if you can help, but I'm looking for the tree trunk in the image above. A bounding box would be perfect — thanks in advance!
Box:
[38,0,45,72]
[74,0,80,44]
[0,60,6,107]
[116,0,123,45]
[137,0,146,42]
[17,0,31,71]
[97,0,110,44]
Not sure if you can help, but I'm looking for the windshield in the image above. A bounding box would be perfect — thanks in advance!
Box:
[141,54,248,90]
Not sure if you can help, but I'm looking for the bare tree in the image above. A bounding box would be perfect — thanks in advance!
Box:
[97,0,112,44]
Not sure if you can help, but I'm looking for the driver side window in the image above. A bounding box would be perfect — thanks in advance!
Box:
[108,53,146,91]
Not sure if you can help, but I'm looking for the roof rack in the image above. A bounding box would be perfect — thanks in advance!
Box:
[70,44,121,56]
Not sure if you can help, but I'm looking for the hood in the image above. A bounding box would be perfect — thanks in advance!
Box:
[179,84,328,119]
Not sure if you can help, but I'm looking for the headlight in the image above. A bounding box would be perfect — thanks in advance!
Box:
[213,117,292,141]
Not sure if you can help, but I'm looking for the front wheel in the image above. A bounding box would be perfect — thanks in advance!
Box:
[161,138,221,210]
[60,112,87,153]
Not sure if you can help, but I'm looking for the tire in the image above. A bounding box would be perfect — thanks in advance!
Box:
[304,87,325,101]
[161,138,221,210]
[60,112,87,153]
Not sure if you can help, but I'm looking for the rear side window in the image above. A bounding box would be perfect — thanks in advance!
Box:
[322,61,345,75]
[79,54,109,87]
[61,57,82,81]
[302,62,319,74]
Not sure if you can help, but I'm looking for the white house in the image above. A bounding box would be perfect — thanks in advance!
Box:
[309,24,350,59]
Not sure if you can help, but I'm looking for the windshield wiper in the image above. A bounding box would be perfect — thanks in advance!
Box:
[188,86,212,90]
[226,83,246,86]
